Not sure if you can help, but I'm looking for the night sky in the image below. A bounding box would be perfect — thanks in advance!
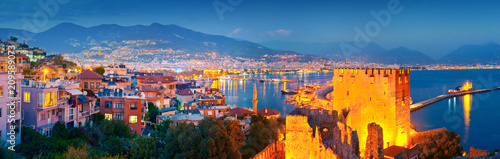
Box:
[1,0,499,59]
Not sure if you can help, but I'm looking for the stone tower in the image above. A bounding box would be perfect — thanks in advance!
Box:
[329,68,411,152]
[252,81,258,113]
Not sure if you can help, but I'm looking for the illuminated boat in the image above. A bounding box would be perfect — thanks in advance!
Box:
[448,81,472,94]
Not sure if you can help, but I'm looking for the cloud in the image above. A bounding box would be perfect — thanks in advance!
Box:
[267,29,292,36]
[228,28,242,37]
[275,29,292,35]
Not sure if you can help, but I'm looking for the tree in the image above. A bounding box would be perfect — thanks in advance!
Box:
[130,136,159,159]
[52,122,69,139]
[152,119,172,147]
[94,66,105,76]
[145,102,159,123]
[54,54,64,64]
[418,130,463,159]
[99,120,133,139]
[0,141,16,159]
[100,136,132,157]
[65,145,89,159]
[19,126,51,158]
[159,117,245,159]
[242,115,285,158]
[22,68,35,77]
[91,113,106,126]
[160,122,201,159]
[30,61,39,68]
[10,36,17,42]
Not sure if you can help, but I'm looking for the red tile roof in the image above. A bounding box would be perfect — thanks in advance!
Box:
[257,107,281,116]
[137,75,174,79]
[228,107,256,116]
[139,75,175,83]
[140,85,157,92]
[383,145,405,158]
[176,89,193,96]
[77,70,104,79]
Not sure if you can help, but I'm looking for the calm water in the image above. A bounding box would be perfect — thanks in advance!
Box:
[218,72,333,116]
[411,69,500,151]
[219,70,500,151]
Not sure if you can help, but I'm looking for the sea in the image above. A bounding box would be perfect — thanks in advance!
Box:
[216,69,500,151]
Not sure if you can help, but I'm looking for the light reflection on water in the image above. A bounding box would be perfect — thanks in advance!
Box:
[211,70,500,151]
[214,72,333,116]
[463,94,471,144]
[411,69,500,151]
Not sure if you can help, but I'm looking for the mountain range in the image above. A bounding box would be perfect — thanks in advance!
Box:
[1,22,499,65]
[261,41,500,65]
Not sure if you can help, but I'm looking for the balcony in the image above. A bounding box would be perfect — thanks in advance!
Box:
[37,103,58,111]
[57,99,70,108]
[91,107,100,114]
[79,110,90,117]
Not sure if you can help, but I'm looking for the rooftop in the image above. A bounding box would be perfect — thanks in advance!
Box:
[159,109,204,122]
[228,107,256,116]
[77,70,104,79]
[176,88,193,96]
[257,107,281,116]
[97,88,145,99]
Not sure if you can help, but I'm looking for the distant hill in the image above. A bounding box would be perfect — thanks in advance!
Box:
[0,23,323,60]
[439,42,500,64]
[261,41,436,65]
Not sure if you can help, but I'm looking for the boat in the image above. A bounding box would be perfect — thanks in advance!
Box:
[281,89,298,95]
[448,81,473,94]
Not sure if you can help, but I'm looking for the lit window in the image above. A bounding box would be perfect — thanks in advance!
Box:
[105,113,113,120]
[24,92,30,103]
[45,92,55,107]
[0,86,3,97]
[90,82,94,89]
[129,116,137,123]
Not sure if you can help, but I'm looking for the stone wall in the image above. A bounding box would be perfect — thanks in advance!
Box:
[285,108,360,159]
[408,127,447,146]
[364,123,384,159]
[253,141,285,159]
[469,147,488,157]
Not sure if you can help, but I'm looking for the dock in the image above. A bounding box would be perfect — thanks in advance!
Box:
[410,87,500,112]
[220,77,305,83]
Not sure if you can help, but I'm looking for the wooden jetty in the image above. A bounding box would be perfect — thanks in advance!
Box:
[410,87,500,112]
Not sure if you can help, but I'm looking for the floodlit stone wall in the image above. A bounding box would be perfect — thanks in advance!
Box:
[469,147,488,157]
[364,123,384,159]
[285,108,361,159]
[253,141,285,159]
[329,68,411,152]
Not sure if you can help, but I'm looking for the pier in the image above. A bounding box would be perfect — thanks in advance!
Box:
[220,77,305,83]
[410,87,500,112]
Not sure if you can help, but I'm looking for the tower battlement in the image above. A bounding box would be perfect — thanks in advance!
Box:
[326,68,411,152]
